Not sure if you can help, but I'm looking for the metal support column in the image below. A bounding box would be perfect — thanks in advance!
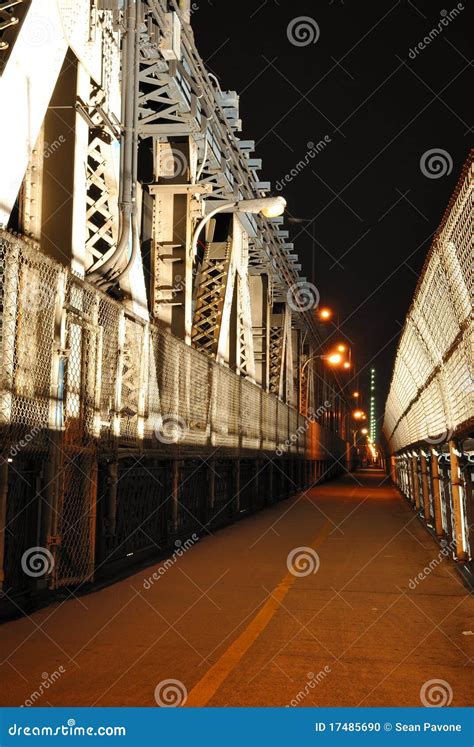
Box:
[170,460,181,534]
[106,461,118,536]
[449,440,467,560]
[207,458,216,523]
[390,455,397,484]
[267,460,273,505]
[233,459,240,516]
[420,450,431,522]
[430,449,444,538]
[0,458,8,590]
[411,454,420,510]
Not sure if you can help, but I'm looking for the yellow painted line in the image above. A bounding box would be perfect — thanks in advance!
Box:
[186,519,333,706]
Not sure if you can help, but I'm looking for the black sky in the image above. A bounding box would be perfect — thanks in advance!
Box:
[193,0,472,422]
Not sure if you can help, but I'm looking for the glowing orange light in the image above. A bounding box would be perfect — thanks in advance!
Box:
[319,308,332,320]
[353,409,365,420]
[343,361,350,369]
[337,344,346,352]
[361,428,368,434]
[327,353,342,365]
[353,391,359,398]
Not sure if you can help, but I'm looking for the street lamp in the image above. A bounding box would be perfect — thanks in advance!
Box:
[300,350,343,377]
[299,348,346,417]
[191,196,286,257]
[319,307,332,320]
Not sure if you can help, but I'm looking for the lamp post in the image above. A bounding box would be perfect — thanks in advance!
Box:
[341,408,366,441]
[353,427,368,448]
[191,196,287,258]
[299,350,345,419]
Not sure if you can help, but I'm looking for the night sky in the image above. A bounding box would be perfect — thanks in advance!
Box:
[193,0,472,420]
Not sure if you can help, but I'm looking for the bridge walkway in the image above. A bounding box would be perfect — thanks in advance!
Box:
[1,469,472,707]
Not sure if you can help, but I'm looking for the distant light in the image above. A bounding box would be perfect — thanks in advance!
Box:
[353,391,359,398]
[343,361,350,369]
[337,344,346,352]
[327,353,342,365]
[319,307,332,320]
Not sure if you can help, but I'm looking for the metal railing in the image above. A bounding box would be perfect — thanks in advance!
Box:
[0,230,348,598]
[384,155,473,452]
[0,229,313,454]
[384,154,473,575]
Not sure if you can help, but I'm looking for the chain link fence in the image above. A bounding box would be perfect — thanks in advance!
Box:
[384,156,473,451]
[384,155,473,574]
[1,229,345,595]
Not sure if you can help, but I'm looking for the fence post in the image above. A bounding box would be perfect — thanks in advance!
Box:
[411,453,420,510]
[390,455,397,484]
[170,459,181,534]
[267,459,273,504]
[449,440,468,560]
[88,459,98,582]
[430,448,444,538]
[113,310,126,438]
[254,459,261,510]
[106,461,118,535]
[0,458,8,590]
[233,459,240,515]
[41,270,67,590]
[207,458,215,524]
[420,450,431,522]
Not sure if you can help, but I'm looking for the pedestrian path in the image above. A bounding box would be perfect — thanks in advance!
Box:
[1,470,472,707]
